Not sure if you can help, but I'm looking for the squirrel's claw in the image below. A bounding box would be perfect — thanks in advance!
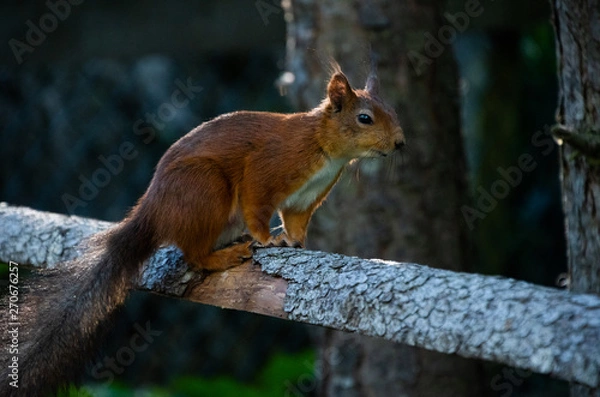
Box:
[273,234,304,248]
[249,234,304,251]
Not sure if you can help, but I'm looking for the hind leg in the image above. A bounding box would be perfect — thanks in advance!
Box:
[177,195,251,271]
[179,213,253,271]
[163,160,250,271]
[185,241,253,271]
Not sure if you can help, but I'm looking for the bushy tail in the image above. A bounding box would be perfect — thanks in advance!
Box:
[0,212,157,396]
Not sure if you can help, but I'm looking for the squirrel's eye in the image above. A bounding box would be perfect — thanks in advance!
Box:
[357,113,373,125]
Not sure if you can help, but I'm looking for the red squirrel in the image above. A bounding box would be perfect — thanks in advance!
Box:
[0,64,404,395]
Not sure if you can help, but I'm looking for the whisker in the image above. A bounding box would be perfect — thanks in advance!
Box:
[270,222,284,234]
[389,144,408,181]
[353,158,363,182]
[387,152,397,180]
[401,142,414,158]
[341,160,359,187]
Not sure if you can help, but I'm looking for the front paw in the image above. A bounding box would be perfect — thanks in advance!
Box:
[250,234,304,250]
[270,234,304,248]
[233,233,254,244]
[238,241,254,262]
[250,240,266,251]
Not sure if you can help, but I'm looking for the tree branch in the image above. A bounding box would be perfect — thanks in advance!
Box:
[551,123,600,160]
[1,203,599,387]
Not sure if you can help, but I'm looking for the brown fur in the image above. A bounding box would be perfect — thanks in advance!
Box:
[0,68,404,395]
[141,70,404,269]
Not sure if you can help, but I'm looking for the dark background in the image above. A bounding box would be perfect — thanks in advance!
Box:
[0,0,566,395]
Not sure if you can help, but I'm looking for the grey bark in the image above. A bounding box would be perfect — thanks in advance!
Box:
[259,249,600,389]
[551,0,600,395]
[552,0,600,295]
[0,203,191,295]
[1,203,599,388]
[281,0,478,395]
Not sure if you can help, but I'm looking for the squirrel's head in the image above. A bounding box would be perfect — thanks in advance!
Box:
[318,69,405,159]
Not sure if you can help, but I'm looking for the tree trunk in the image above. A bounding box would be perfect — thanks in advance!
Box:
[282,1,482,396]
[551,0,600,396]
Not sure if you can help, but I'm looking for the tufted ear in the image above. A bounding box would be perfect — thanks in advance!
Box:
[365,51,380,95]
[327,72,356,112]
[365,70,379,95]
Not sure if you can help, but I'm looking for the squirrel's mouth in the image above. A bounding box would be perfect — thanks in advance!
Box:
[357,148,391,158]
[371,150,389,157]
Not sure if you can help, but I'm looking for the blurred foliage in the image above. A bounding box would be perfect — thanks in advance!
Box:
[59,385,96,397]
[0,262,34,288]
[69,350,315,397]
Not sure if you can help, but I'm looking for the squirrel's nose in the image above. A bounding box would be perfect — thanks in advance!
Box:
[394,127,405,150]
[394,127,406,150]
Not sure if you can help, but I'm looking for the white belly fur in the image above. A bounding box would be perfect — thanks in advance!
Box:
[281,158,347,211]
